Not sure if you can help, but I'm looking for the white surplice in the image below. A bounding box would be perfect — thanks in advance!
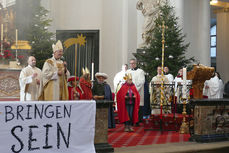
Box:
[126,68,145,106]
[19,65,42,101]
[203,76,221,99]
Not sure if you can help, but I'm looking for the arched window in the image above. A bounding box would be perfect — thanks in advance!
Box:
[210,25,216,68]
[210,25,216,57]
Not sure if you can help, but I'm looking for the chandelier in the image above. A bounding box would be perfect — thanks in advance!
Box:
[210,0,229,8]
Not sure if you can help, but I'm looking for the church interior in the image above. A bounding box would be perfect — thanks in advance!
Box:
[0,0,229,153]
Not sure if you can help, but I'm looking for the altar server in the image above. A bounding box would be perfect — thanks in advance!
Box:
[19,56,42,101]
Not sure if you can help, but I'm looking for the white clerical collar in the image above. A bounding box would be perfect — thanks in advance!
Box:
[52,56,61,61]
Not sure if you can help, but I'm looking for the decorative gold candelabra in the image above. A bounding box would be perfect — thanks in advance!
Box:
[179,98,189,134]
[160,21,167,112]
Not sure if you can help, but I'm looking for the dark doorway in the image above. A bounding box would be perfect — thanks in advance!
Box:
[56,30,99,77]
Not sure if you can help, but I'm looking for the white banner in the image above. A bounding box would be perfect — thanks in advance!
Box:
[0,100,96,153]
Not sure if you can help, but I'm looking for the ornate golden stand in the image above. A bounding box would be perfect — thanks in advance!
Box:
[179,98,189,134]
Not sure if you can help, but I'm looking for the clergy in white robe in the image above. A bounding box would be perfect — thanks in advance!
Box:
[164,66,174,84]
[113,64,128,109]
[215,72,224,98]
[203,74,221,99]
[219,79,224,98]
[19,56,42,101]
[38,40,68,101]
[113,64,128,93]
[127,59,145,106]
[150,66,170,114]
[127,59,145,124]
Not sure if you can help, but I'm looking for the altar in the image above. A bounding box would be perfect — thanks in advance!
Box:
[190,99,229,142]
[0,68,21,99]
[0,40,32,100]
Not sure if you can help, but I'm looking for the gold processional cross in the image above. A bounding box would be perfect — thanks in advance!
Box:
[159,21,168,116]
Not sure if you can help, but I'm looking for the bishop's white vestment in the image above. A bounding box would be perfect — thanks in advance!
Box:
[39,57,68,101]
[19,65,42,101]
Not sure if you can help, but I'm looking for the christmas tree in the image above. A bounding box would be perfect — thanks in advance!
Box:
[27,1,55,69]
[134,2,195,80]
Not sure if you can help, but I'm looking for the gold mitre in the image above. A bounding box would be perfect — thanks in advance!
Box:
[123,73,132,80]
[82,67,90,75]
[52,40,63,52]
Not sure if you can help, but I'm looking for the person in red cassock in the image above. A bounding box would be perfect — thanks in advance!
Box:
[117,73,140,132]
[80,67,93,100]
[68,76,83,100]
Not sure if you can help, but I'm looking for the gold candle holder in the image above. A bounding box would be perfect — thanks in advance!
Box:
[159,21,167,114]
[179,98,189,134]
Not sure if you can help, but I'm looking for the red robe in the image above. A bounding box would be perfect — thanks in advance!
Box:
[68,86,73,99]
[68,86,83,100]
[79,77,93,100]
[117,82,140,124]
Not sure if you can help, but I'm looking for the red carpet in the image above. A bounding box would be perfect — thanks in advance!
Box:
[108,124,190,148]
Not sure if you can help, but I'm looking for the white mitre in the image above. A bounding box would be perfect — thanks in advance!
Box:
[52,40,63,52]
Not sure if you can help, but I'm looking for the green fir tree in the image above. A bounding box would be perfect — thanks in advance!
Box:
[134,2,195,80]
[27,2,55,69]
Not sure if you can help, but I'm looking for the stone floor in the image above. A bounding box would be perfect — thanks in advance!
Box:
[114,141,229,153]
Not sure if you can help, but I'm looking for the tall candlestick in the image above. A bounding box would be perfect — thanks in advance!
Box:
[180,67,189,134]
[91,62,94,81]
[1,24,3,41]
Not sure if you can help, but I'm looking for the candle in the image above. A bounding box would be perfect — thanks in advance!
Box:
[1,24,3,41]
[183,67,186,83]
[182,67,187,99]
[91,62,94,81]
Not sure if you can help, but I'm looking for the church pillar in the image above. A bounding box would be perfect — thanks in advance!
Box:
[172,0,210,66]
[170,0,184,27]
[127,0,138,61]
[216,10,229,82]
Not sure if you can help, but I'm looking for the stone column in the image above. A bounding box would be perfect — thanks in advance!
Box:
[172,0,211,66]
[216,10,229,83]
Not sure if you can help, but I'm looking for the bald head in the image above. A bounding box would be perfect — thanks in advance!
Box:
[28,56,36,67]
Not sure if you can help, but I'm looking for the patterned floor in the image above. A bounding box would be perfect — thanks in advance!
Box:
[108,124,190,148]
